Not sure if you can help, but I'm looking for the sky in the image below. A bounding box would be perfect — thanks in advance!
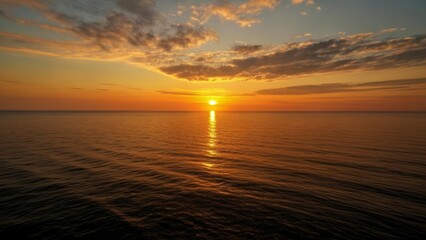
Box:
[0,0,425,111]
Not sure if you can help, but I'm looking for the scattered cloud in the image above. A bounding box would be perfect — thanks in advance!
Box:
[0,0,217,52]
[256,78,426,95]
[160,33,426,81]
[189,0,280,27]
[0,1,424,84]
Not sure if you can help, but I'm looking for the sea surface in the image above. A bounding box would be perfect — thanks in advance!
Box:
[0,112,425,239]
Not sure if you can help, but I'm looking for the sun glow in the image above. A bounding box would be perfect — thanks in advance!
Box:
[208,100,217,106]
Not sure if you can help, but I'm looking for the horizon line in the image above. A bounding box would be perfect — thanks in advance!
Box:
[1,110,425,113]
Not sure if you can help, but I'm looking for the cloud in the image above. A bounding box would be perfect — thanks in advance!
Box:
[190,0,280,27]
[1,0,217,52]
[157,24,218,51]
[378,28,404,35]
[295,33,312,38]
[256,78,426,95]
[72,11,216,51]
[1,1,425,84]
[160,33,426,81]
[357,78,426,87]
[116,0,157,25]
[233,43,263,54]
[291,0,315,5]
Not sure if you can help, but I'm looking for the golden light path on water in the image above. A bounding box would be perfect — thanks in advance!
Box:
[203,110,217,169]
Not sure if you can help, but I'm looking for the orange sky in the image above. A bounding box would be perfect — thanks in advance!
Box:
[0,0,426,111]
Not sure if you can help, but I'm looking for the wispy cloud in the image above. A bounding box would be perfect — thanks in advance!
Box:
[256,78,426,95]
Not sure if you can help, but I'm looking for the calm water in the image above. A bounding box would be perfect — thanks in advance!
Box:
[1,112,425,239]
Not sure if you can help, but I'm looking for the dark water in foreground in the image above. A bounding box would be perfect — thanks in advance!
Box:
[1,112,425,239]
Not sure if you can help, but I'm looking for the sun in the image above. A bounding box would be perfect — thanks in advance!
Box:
[208,100,218,106]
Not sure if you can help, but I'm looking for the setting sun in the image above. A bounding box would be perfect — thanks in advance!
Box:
[209,100,218,106]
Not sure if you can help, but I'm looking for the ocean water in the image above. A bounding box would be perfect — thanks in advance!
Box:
[0,111,425,239]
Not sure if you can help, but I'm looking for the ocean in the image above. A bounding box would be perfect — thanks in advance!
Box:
[0,112,425,239]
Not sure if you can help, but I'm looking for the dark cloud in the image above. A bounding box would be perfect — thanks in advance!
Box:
[117,0,157,25]
[160,64,239,81]
[74,12,134,50]
[72,12,216,51]
[157,24,217,51]
[233,43,262,54]
[256,78,426,95]
[1,0,217,52]
[161,35,426,81]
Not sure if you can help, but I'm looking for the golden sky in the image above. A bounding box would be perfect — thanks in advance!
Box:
[0,0,426,110]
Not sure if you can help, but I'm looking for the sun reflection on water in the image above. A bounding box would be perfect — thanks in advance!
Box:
[207,110,217,157]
